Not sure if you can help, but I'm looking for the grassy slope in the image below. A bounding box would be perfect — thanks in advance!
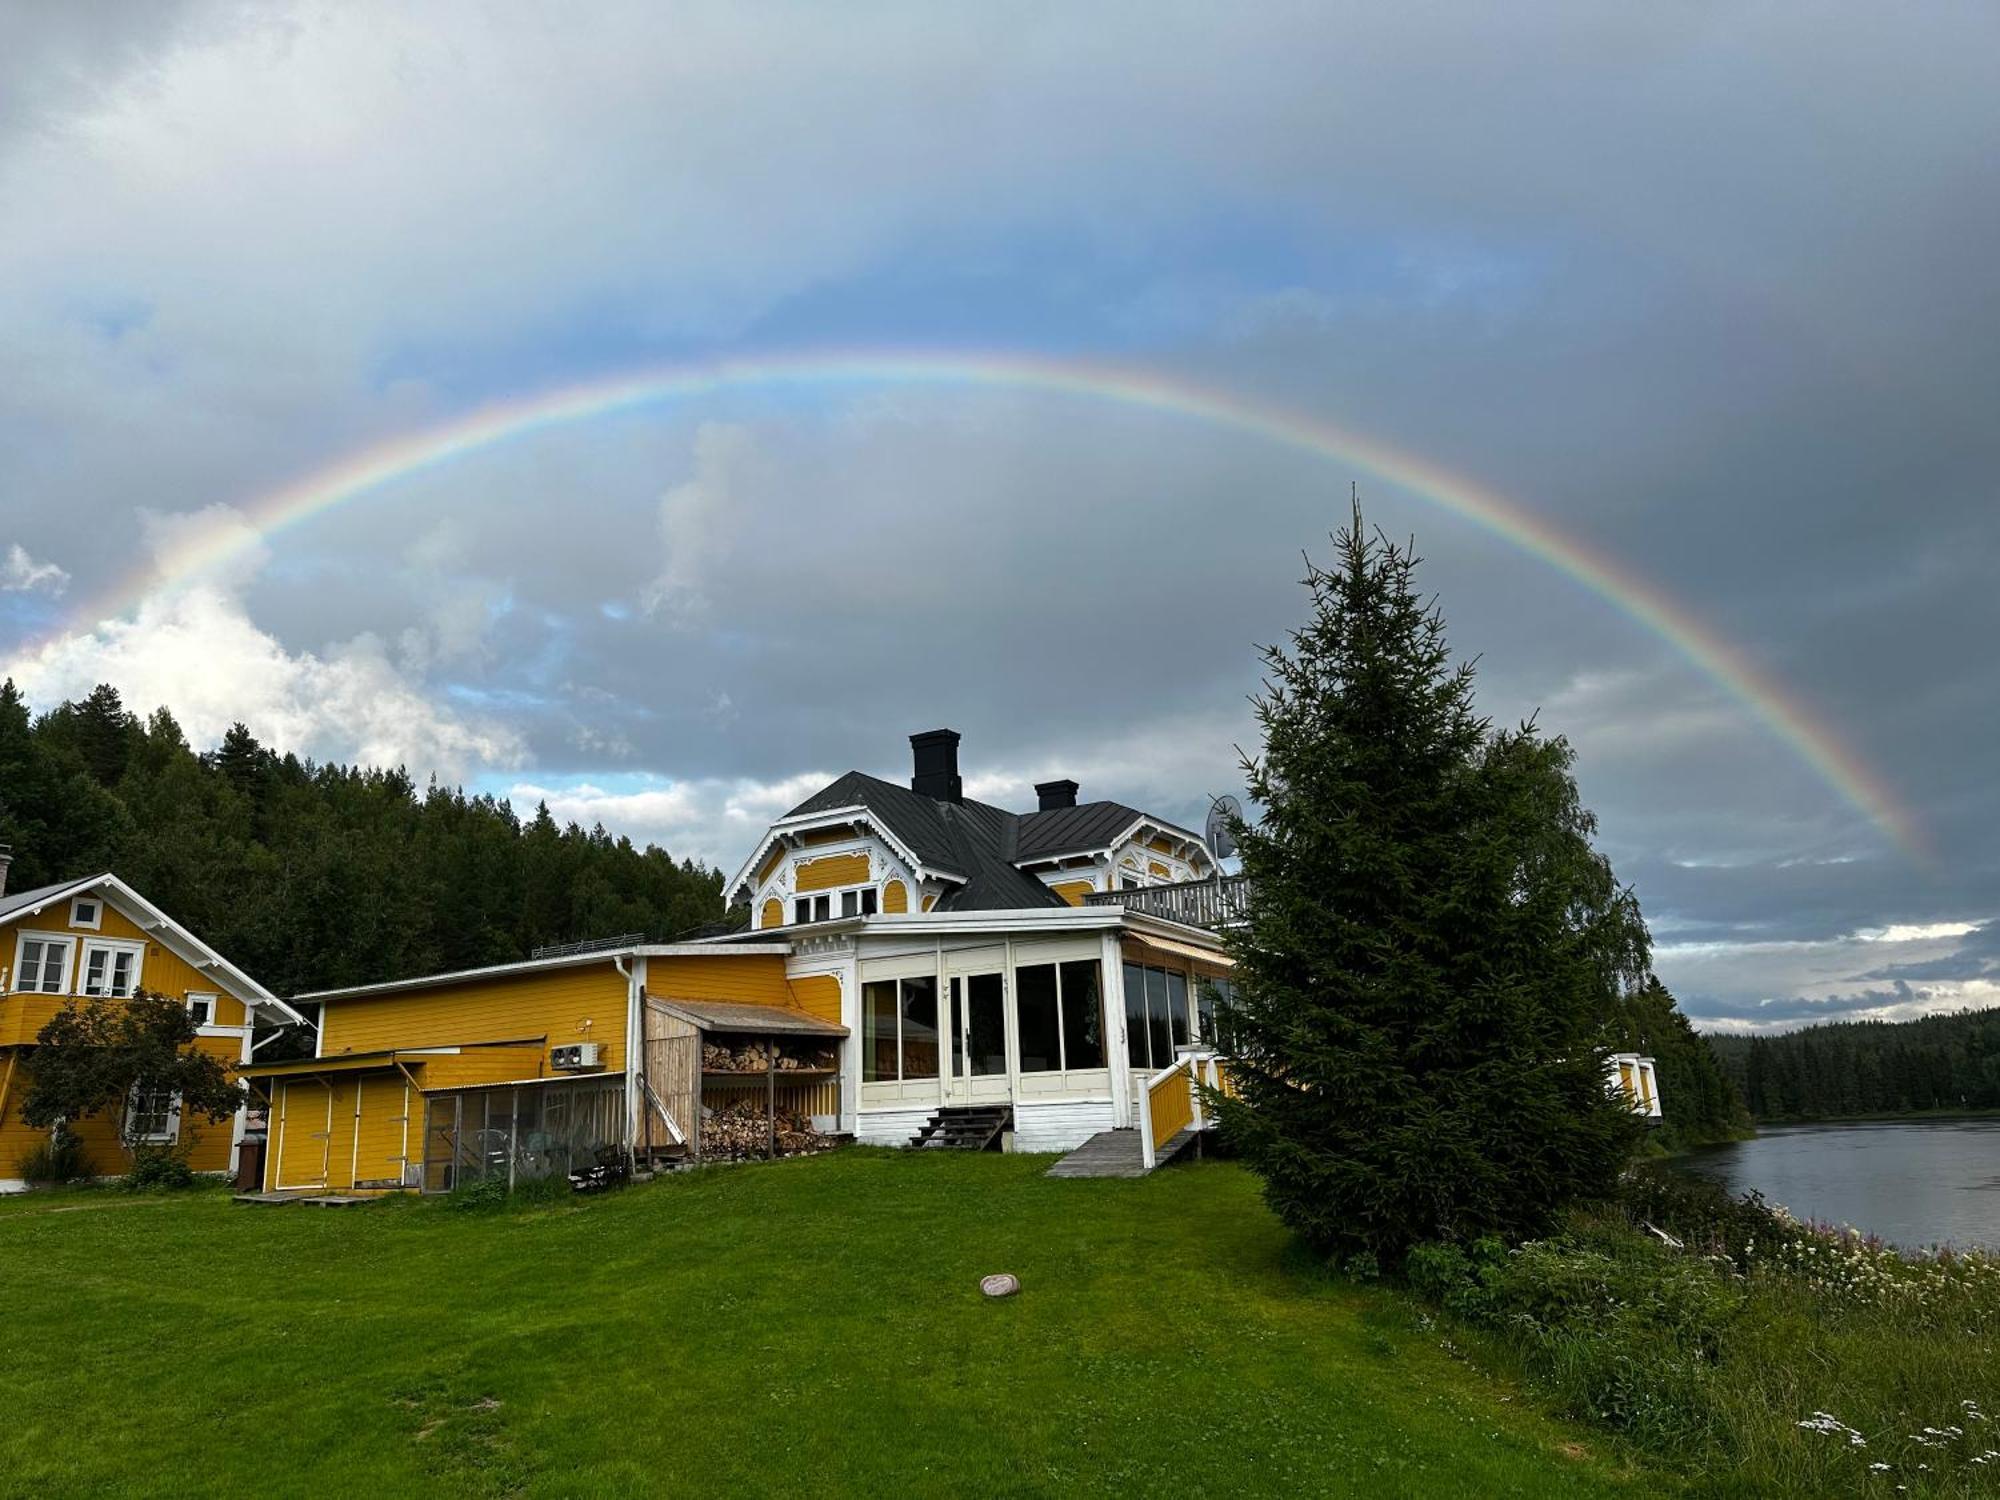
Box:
[0,1152,1637,1499]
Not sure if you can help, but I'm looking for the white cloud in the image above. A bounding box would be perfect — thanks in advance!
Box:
[511,770,832,868]
[1,543,69,595]
[3,503,524,780]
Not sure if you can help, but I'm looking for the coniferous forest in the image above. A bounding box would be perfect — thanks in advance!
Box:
[0,681,726,1001]
[1708,1009,2000,1121]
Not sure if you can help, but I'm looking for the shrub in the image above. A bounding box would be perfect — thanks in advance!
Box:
[443,1177,512,1212]
[17,1129,93,1185]
[120,1143,196,1192]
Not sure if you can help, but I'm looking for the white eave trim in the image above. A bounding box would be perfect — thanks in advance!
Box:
[13,873,306,1027]
[726,802,968,896]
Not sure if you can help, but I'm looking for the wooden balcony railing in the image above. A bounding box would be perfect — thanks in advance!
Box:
[1084,873,1251,930]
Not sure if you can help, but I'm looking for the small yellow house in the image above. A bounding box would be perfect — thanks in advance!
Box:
[0,853,301,1189]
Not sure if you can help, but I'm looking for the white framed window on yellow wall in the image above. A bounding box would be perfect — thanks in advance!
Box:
[11,932,74,994]
[78,938,144,998]
[186,993,217,1027]
[69,895,103,930]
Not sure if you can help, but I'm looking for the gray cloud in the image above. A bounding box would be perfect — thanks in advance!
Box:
[2,2,1998,1028]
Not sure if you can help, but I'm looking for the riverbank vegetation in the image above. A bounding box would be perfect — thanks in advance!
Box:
[1710,1009,2000,1121]
[1407,1169,2000,1496]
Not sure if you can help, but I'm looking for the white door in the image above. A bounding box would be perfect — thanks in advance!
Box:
[945,967,1010,1107]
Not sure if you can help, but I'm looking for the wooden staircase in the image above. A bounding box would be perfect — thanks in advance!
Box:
[909,1105,1011,1152]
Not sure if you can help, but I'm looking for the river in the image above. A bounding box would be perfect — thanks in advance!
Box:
[1672,1118,2000,1251]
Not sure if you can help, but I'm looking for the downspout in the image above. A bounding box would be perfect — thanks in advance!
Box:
[0,1050,18,1129]
[614,955,639,1173]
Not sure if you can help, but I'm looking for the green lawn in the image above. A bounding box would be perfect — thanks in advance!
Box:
[0,1152,1640,1497]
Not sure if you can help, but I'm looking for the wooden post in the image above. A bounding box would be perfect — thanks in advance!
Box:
[766,1041,777,1159]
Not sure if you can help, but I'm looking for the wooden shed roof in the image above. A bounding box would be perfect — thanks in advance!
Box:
[645,996,848,1037]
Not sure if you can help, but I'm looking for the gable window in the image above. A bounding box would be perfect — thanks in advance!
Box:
[187,993,217,1027]
[126,1083,179,1144]
[79,940,142,998]
[13,934,74,994]
[792,886,878,925]
[69,896,103,931]
[862,975,939,1081]
[1013,960,1106,1074]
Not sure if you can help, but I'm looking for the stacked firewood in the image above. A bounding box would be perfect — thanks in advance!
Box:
[701,1039,837,1073]
[698,1098,836,1161]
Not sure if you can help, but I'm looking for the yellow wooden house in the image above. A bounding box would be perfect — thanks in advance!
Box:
[240,944,843,1194]
[0,854,301,1189]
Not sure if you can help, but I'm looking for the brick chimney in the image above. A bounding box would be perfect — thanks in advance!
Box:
[910,729,962,803]
[1035,779,1079,811]
[0,843,11,899]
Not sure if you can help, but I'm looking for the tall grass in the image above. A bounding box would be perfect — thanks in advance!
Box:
[1409,1170,2000,1496]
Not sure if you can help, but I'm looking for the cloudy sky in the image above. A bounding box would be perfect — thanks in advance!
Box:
[2,2,1996,1031]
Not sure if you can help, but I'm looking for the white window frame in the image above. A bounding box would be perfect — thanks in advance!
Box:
[125,1082,181,1145]
[68,895,103,931]
[78,937,145,999]
[10,930,75,995]
[186,992,219,1028]
[791,884,878,925]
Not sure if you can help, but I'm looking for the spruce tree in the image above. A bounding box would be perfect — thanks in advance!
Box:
[1213,504,1651,1263]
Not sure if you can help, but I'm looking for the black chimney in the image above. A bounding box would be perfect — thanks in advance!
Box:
[910,729,963,803]
[1035,779,1078,811]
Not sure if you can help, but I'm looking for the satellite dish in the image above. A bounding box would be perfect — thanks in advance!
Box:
[1205,794,1244,861]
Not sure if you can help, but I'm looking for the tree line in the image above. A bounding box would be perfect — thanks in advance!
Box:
[0,680,726,1001]
[1708,1009,2000,1120]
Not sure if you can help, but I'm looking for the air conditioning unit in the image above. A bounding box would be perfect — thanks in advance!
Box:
[550,1042,602,1071]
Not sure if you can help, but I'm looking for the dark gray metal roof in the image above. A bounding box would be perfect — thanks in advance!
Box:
[644,996,849,1036]
[0,876,97,924]
[780,772,1208,911]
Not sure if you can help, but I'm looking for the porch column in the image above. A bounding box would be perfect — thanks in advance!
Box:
[1101,930,1131,1129]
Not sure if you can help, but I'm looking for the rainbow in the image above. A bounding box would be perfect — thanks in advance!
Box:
[39,348,1923,859]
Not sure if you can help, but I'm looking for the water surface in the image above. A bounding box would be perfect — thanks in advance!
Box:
[1673,1118,2000,1251]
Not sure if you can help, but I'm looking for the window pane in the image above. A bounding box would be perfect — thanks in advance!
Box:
[841,890,859,918]
[813,894,830,921]
[1123,963,1147,1067]
[967,973,1006,1076]
[112,951,135,997]
[84,949,108,995]
[860,887,878,916]
[794,898,810,925]
[1145,967,1171,1069]
[1014,964,1060,1073]
[1059,961,1104,1070]
[899,975,939,1080]
[1167,971,1189,1049]
[863,981,899,1082]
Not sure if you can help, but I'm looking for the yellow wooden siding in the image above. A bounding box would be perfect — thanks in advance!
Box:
[882,879,908,914]
[795,852,869,892]
[1,900,253,1026]
[1148,837,1176,855]
[1148,861,1172,879]
[787,975,842,1025]
[0,1034,239,1179]
[1148,1067,1194,1145]
[319,962,628,1070]
[921,893,937,912]
[351,1074,413,1186]
[271,1077,335,1189]
[649,953,794,1008]
[418,1045,548,1090]
[759,898,783,930]
[757,845,786,882]
[800,824,857,847]
[1050,879,1095,907]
